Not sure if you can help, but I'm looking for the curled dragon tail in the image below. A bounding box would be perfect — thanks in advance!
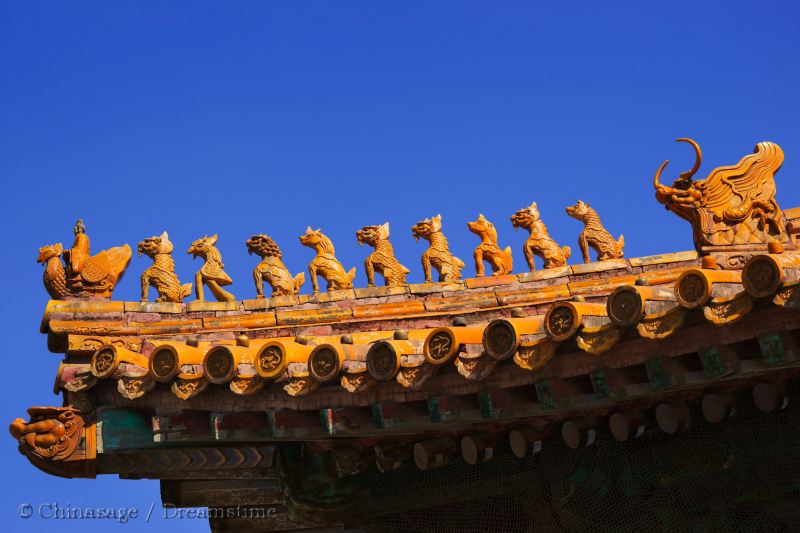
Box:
[503,246,513,273]
[617,235,625,253]
[562,246,572,260]
[181,283,192,299]
[347,267,357,282]
[293,272,305,291]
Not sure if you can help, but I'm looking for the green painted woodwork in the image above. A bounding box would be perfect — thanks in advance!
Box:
[478,390,494,419]
[759,334,785,365]
[427,398,445,422]
[98,408,154,452]
[372,404,387,429]
[535,379,555,410]
[698,346,725,379]
[590,370,611,399]
[645,358,669,390]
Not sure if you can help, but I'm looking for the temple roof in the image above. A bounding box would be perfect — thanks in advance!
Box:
[11,138,800,532]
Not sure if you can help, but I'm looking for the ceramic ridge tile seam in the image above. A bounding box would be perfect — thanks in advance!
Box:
[38,251,696,323]
[41,265,692,336]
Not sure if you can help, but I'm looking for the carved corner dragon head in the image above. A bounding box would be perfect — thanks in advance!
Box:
[138,231,173,258]
[9,405,95,478]
[9,406,85,461]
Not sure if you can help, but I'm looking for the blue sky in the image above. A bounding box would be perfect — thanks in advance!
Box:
[1,1,799,531]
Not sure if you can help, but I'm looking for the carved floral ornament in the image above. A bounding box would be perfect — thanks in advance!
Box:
[36,139,797,301]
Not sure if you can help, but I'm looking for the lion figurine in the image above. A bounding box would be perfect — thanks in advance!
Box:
[299,227,356,293]
[565,200,624,262]
[356,223,410,287]
[412,215,464,283]
[138,231,192,303]
[510,202,571,270]
[246,234,305,297]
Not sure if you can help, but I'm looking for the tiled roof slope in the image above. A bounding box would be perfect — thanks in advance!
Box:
[42,250,800,406]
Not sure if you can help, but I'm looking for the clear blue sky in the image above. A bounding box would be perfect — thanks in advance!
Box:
[2,1,799,531]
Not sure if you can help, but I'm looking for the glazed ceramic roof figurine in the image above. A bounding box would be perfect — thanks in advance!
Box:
[16,139,800,531]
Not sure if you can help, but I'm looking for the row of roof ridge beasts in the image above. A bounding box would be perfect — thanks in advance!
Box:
[37,201,623,302]
[37,137,792,302]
